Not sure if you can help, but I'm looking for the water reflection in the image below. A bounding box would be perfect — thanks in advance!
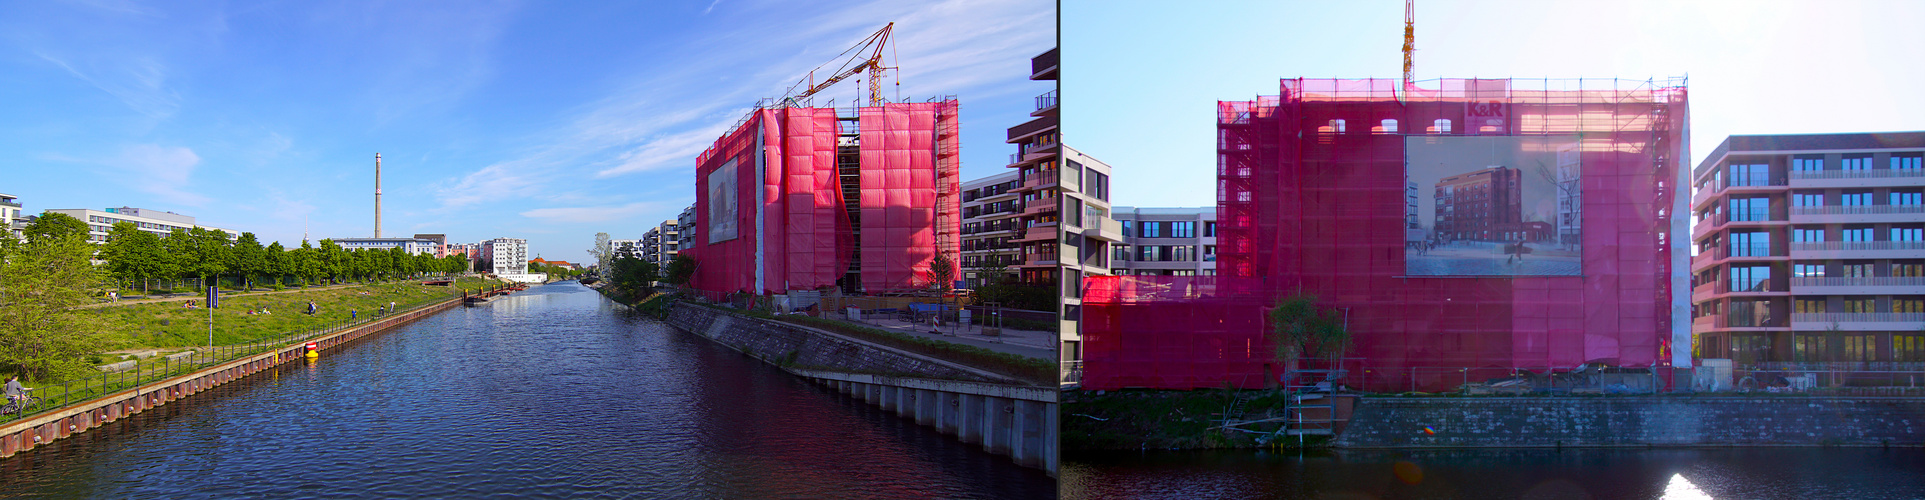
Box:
[1062,448,1925,499]
[0,282,1053,499]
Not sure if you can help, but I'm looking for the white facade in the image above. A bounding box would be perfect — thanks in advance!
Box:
[641,219,679,268]
[333,237,438,255]
[0,193,23,239]
[50,207,238,243]
[485,237,529,275]
[611,239,642,260]
[676,204,697,254]
[1109,206,1217,277]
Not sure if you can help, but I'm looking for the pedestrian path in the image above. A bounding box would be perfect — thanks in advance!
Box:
[856,316,1055,360]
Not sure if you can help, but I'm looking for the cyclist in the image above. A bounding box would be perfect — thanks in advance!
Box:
[4,375,30,404]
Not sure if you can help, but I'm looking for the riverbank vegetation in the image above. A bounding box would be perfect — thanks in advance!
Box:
[1063,389,1328,451]
[91,215,472,295]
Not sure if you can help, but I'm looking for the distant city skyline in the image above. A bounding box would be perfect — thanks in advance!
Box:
[0,0,1053,260]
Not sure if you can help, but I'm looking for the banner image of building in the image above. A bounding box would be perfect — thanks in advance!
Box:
[1406,135,1582,276]
[1081,78,1689,392]
[684,100,961,300]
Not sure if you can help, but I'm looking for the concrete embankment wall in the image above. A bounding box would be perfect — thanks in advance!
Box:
[664,303,1016,384]
[0,295,463,459]
[1336,396,1925,448]
[664,302,1059,473]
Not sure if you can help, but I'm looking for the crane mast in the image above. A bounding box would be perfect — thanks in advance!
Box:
[1403,0,1415,93]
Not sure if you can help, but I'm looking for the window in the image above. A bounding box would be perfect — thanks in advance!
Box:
[1896,297,1924,313]
[1893,227,1923,242]
[1112,244,1130,262]
[1066,160,1084,191]
[1894,262,1923,277]
[1204,245,1217,261]
[1843,262,1874,278]
[1895,155,1923,170]
[1730,197,1769,221]
[1792,192,1824,207]
[1729,164,1769,187]
[1843,297,1874,313]
[1730,265,1771,292]
[1842,191,1872,206]
[1793,263,1825,278]
[1330,119,1346,134]
[1896,335,1925,362]
[1171,221,1195,238]
[1381,119,1398,133]
[1842,335,1874,362]
[1119,220,1133,237]
[1432,119,1452,134]
[1204,221,1217,237]
[1841,155,1872,170]
[1172,245,1195,262]
[1794,336,1827,362]
[1091,172,1109,202]
[1140,221,1162,238]
[1795,298,1826,313]
[1792,228,1825,242]
[1792,157,1824,171]
[1842,227,1874,242]
[1065,197,1082,228]
[1893,191,1922,206]
[1730,231,1770,256]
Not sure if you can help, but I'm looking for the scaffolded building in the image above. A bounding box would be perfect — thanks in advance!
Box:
[1082,78,1690,392]
[685,100,961,301]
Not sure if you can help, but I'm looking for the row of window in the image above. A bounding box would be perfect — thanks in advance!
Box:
[86,215,191,234]
[1116,220,1218,239]
[1789,227,1925,242]
[962,179,1022,202]
[1111,244,1219,262]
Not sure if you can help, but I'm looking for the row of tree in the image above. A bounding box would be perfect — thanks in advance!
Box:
[0,215,117,379]
[22,213,475,294]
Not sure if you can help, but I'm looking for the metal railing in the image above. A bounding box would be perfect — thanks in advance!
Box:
[1790,241,1925,252]
[1790,276,1925,287]
[1790,169,1925,180]
[1791,205,1925,216]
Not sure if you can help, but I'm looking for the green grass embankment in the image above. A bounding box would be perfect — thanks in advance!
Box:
[85,276,497,356]
[1063,389,1331,451]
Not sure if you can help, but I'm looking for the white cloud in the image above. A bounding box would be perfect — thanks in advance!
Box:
[34,51,181,119]
[106,144,209,206]
[520,202,659,224]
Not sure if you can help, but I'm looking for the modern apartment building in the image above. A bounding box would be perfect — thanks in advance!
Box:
[1058,146,1117,370]
[1109,207,1216,276]
[640,220,680,268]
[0,193,23,239]
[1006,48,1062,288]
[413,233,449,257]
[332,237,438,255]
[676,203,697,255]
[485,238,530,275]
[611,239,643,260]
[1689,132,1925,369]
[446,242,483,270]
[960,170,1022,288]
[50,206,238,243]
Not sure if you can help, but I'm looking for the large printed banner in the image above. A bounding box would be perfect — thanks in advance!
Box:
[1405,135,1581,276]
[707,158,739,244]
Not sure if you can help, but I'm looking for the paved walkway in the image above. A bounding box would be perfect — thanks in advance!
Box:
[852,316,1056,360]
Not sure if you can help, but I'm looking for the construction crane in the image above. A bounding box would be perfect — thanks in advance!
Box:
[781,22,896,107]
[1402,0,1415,93]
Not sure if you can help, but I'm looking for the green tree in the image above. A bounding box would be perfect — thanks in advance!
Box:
[665,254,696,286]
[264,241,289,287]
[317,239,346,284]
[292,241,321,286]
[0,228,119,380]
[180,228,234,292]
[232,232,266,290]
[23,212,89,245]
[100,222,168,294]
[1268,294,1349,382]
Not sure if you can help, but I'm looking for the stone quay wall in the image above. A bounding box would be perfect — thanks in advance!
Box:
[1336,396,1925,448]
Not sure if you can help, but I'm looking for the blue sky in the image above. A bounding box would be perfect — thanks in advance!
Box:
[1066,0,1925,209]
[1,0,1053,261]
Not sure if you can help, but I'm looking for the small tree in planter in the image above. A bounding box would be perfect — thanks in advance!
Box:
[1268,293,1348,390]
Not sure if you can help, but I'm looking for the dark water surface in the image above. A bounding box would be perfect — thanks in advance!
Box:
[1063,448,1925,499]
[0,282,1053,499]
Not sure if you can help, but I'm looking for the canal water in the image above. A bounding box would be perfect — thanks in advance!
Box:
[1062,448,1925,499]
[0,282,1053,499]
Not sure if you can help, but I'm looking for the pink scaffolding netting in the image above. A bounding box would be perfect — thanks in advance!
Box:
[688,101,958,299]
[1082,78,1688,392]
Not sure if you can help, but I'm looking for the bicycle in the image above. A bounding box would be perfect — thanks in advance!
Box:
[1,389,43,416]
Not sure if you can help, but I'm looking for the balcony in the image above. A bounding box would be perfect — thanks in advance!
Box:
[1792,312,1925,331]
[1789,204,1925,224]
[1034,89,1058,115]
[1030,48,1058,80]
[1020,254,1059,267]
[1789,168,1925,188]
[1022,198,1058,215]
[1006,116,1057,143]
[1693,313,1788,330]
[1790,276,1925,295]
[1016,223,1058,242]
[1085,217,1125,243]
[1790,240,1925,259]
